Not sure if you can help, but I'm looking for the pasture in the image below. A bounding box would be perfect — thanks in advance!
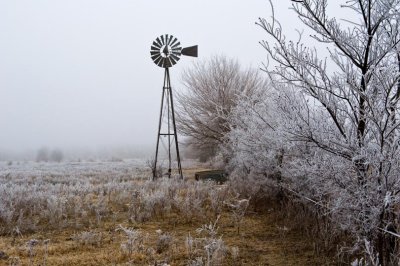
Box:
[0,160,329,265]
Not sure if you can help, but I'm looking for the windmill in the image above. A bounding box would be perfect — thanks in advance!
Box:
[150,34,198,179]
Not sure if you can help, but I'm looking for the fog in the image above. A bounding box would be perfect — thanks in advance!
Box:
[0,1,345,160]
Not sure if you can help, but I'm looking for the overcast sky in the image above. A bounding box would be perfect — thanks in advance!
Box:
[0,1,345,156]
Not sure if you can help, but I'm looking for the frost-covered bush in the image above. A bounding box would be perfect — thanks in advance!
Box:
[117,225,145,255]
[173,184,206,222]
[186,216,228,265]
[209,186,228,218]
[225,198,249,234]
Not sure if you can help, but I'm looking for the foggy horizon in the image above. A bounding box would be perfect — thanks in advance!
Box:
[0,1,346,160]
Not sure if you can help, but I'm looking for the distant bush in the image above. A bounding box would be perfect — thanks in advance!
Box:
[36,147,49,162]
[35,148,64,162]
[50,149,63,162]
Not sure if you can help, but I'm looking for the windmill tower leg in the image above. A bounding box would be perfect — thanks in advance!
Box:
[153,68,183,180]
[167,69,183,178]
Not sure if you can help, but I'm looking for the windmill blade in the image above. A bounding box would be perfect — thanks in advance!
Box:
[172,47,182,53]
[170,54,180,64]
[166,34,173,45]
[160,35,165,45]
[170,36,178,47]
[165,58,172,68]
[157,57,165,67]
[156,37,163,47]
[168,35,173,45]
[153,55,163,66]
[172,50,182,57]
[152,54,162,62]
[181,45,198,57]
[171,42,181,49]
[157,58,163,67]
[152,41,161,49]
[151,53,161,61]
[150,51,160,56]
[152,57,162,65]
[169,56,177,66]
[165,34,169,45]
[151,45,161,52]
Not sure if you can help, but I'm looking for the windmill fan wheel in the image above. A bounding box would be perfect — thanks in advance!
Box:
[150,34,182,68]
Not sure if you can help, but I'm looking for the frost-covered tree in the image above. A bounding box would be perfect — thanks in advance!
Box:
[36,147,49,162]
[50,149,64,163]
[176,55,268,161]
[227,0,400,264]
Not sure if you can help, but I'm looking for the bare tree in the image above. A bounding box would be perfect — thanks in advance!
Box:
[36,147,49,162]
[176,55,269,161]
[50,149,64,163]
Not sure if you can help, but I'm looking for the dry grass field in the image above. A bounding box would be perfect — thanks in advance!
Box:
[0,160,334,265]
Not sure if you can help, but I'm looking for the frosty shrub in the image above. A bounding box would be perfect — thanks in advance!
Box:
[186,216,228,265]
[209,185,228,218]
[117,225,145,255]
[27,239,39,265]
[225,198,249,234]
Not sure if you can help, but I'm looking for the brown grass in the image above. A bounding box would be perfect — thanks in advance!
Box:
[0,209,334,265]
[0,167,336,265]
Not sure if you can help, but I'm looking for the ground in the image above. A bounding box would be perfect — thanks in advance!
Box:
[0,160,334,265]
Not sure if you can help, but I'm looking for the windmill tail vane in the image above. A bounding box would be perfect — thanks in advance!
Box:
[181,45,198,57]
[150,34,198,179]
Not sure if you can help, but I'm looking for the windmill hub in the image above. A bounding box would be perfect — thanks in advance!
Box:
[161,45,170,58]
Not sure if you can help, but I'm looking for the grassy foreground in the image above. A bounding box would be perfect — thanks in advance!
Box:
[0,162,334,265]
[0,211,329,265]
